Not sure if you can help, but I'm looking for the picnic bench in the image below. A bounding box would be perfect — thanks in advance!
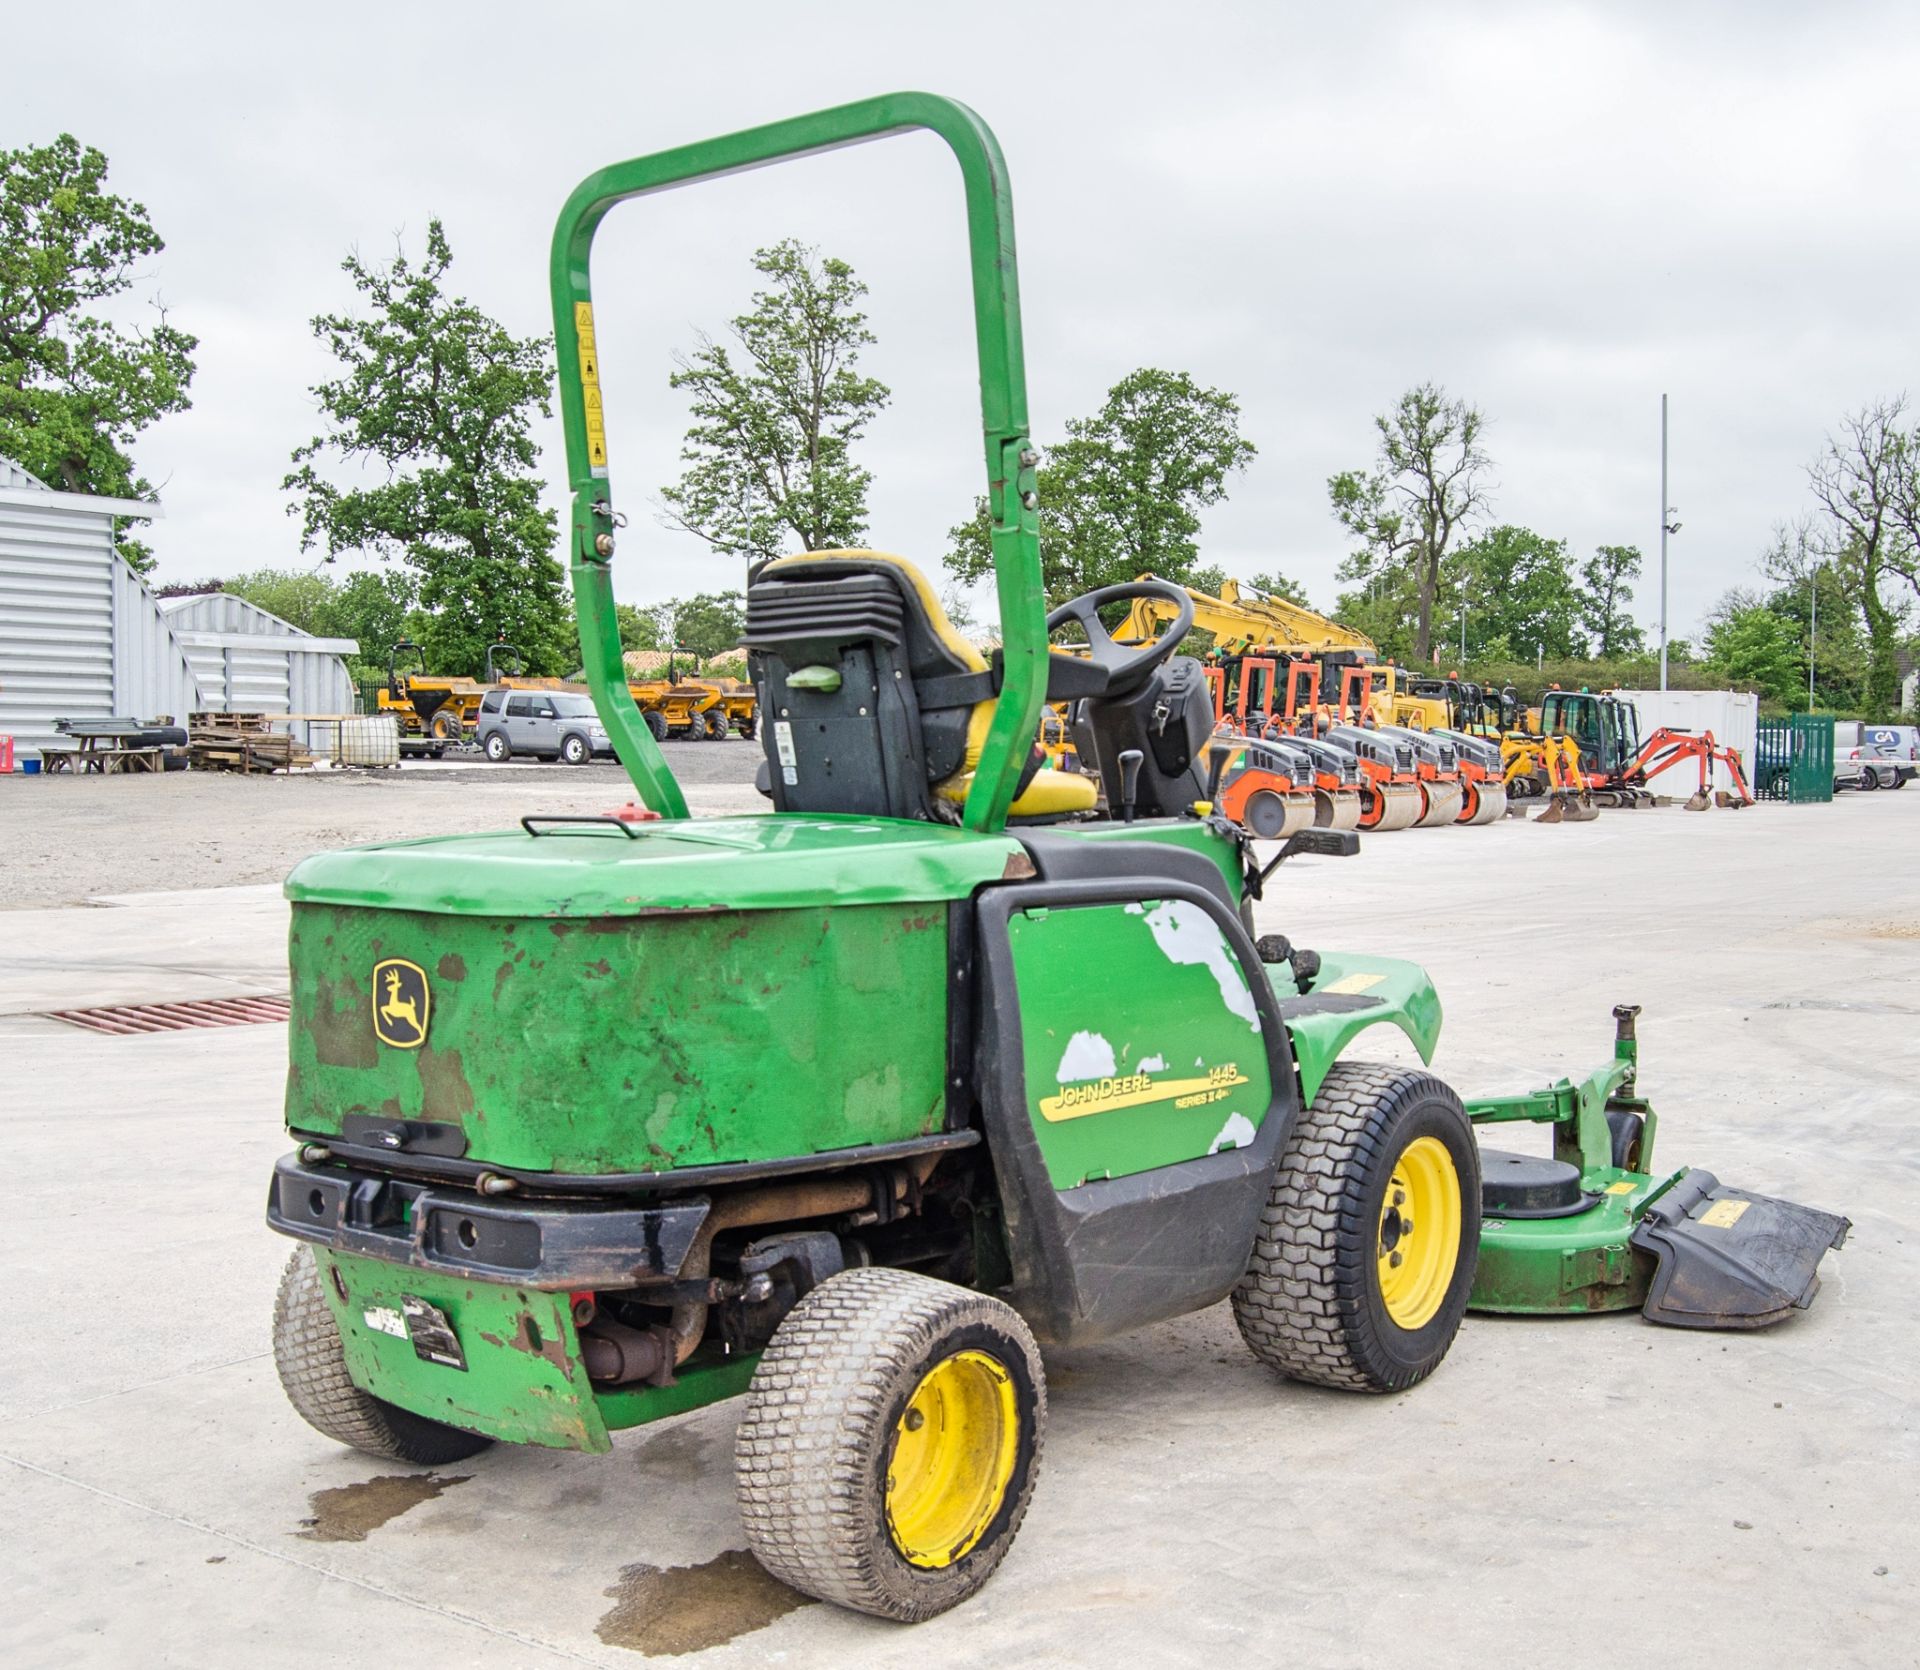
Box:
[42,721,187,774]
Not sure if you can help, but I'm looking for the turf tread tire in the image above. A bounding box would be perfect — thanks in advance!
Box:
[272,1246,493,1465]
[1232,1062,1479,1394]
[734,1265,1045,1622]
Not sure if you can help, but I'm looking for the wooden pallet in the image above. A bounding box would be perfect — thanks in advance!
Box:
[187,730,313,774]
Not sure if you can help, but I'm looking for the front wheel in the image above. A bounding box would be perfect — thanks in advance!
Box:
[1857,767,1878,791]
[560,732,590,765]
[705,708,730,740]
[1233,1063,1480,1393]
[272,1246,493,1464]
[643,709,669,743]
[482,731,510,763]
[735,1266,1046,1622]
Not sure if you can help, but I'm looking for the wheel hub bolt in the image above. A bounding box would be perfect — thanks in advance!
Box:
[1389,1251,1403,1268]
[903,1408,925,1432]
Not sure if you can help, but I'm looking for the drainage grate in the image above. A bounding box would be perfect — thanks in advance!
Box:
[47,996,292,1035]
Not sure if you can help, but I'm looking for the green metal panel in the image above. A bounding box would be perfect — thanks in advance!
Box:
[1754,714,1834,803]
[1467,1176,1665,1315]
[317,1251,758,1451]
[1006,899,1273,1189]
[547,93,1045,833]
[1280,952,1443,1105]
[287,900,950,1172]
[319,1250,610,1451]
[284,814,1026,918]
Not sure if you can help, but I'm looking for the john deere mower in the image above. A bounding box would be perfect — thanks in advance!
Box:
[266,94,1846,1624]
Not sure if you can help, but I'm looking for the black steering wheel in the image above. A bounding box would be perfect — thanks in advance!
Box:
[1045,579,1195,696]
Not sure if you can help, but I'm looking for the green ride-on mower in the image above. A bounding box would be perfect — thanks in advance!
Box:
[265,93,1847,1623]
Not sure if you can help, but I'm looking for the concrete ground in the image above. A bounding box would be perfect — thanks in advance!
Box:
[1,772,1914,1667]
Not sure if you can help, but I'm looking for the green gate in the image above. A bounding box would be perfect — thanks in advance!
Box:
[1754,715,1833,803]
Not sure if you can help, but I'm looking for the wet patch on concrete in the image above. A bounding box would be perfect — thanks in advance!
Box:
[296,1472,470,1543]
[629,1419,714,1485]
[596,1550,814,1656]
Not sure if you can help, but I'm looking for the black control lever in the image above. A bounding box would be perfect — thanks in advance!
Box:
[1117,749,1144,824]
[1252,826,1358,891]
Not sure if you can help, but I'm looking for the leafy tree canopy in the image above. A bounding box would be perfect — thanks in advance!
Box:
[1450,524,1581,665]
[1577,544,1646,657]
[670,591,746,662]
[1704,600,1806,705]
[945,367,1257,609]
[1329,383,1491,662]
[662,239,889,562]
[283,219,573,677]
[0,134,197,573]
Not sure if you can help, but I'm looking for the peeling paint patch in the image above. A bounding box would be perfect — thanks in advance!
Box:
[1209,1111,1258,1154]
[1057,1031,1117,1082]
[1140,900,1260,1030]
[1139,1053,1167,1073]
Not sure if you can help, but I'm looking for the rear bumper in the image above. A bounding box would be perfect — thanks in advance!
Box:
[266,1151,708,1290]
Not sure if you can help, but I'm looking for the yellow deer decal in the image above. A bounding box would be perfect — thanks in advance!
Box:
[373,961,428,1047]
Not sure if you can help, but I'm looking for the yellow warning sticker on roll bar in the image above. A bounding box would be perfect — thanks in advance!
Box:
[575,302,608,472]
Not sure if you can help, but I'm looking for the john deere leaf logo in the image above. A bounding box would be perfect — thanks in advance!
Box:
[372,958,430,1049]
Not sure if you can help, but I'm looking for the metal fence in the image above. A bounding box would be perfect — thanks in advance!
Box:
[1753,714,1833,803]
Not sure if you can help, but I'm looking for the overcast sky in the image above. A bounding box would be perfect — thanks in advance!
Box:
[10,1,1918,645]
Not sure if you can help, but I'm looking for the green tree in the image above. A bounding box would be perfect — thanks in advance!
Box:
[283,220,573,677]
[1577,544,1646,656]
[217,565,422,684]
[1807,399,1913,713]
[669,591,745,662]
[1758,520,1865,710]
[1450,525,1580,664]
[1704,598,1804,703]
[615,602,672,654]
[945,368,1257,607]
[662,239,890,561]
[0,134,197,573]
[1329,383,1491,663]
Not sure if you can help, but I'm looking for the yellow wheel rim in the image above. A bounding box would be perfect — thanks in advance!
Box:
[1376,1135,1462,1331]
[884,1349,1019,1569]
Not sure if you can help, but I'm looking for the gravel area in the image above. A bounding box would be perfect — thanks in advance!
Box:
[0,743,765,908]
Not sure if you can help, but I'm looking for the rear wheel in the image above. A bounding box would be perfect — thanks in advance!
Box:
[705,708,730,740]
[428,710,462,744]
[1233,1063,1479,1393]
[1857,766,1878,791]
[735,1266,1045,1622]
[482,731,510,763]
[272,1246,493,1465]
[643,709,669,743]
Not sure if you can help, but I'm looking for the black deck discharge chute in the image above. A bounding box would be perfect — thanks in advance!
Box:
[1630,1170,1851,1330]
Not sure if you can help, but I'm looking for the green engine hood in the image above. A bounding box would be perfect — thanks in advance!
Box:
[284,813,1032,917]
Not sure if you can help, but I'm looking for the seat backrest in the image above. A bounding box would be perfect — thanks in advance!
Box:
[743,551,985,820]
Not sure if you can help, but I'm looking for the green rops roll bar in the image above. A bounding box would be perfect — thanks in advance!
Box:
[548,92,1046,831]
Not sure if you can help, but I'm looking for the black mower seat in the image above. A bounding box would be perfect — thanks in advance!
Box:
[1478,1149,1595,1219]
[746,550,1095,822]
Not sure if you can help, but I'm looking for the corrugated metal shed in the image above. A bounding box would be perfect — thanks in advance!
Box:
[157,592,359,728]
[0,461,201,762]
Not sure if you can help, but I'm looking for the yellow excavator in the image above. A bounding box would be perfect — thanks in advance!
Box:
[1117,577,1450,730]
[1405,675,1597,822]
